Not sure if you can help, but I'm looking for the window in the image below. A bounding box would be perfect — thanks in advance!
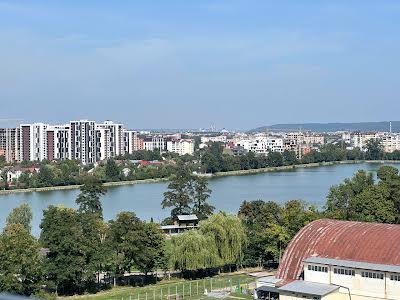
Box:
[308,264,328,273]
[390,274,400,281]
[362,271,384,279]
[334,268,355,276]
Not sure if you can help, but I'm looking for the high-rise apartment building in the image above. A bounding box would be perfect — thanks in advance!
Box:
[19,123,48,161]
[95,121,124,160]
[70,120,96,165]
[46,125,70,160]
[0,128,20,162]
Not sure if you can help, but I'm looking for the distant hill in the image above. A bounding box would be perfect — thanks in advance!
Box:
[250,121,400,133]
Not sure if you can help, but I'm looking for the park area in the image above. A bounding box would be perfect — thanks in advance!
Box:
[60,274,255,300]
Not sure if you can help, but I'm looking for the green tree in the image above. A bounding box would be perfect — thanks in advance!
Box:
[36,165,55,187]
[377,165,399,181]
[76,177,106,217]
[266,151,283,167]
[282,150,299,166]
[162,164,194,218]
[40,206,86,295]
[6,203,33,233]
[364,139,384,160]
[192,176,214,220]
[105,159,120,181]
[376,166,400,223]
[108,212,143,279]
[200,212,247,267]
[171,230,220,272]
[0,224,43,296]
[325,170,374,220]
[134,222,166,280]
[349,185,396,223]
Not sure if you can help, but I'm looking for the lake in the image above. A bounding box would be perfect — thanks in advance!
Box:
[1,162,398,236]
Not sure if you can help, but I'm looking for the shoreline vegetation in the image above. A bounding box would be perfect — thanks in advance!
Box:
[1,159,399,195]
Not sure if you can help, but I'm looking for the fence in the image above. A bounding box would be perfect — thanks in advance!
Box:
[110,276,254,300]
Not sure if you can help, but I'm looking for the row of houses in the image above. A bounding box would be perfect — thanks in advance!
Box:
[342,132,400,152]
[0,120,194,164]
[211,132,324,159]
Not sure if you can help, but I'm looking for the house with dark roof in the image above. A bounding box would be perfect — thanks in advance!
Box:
[255,219,400,300]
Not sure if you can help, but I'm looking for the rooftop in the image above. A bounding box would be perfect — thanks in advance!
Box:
[177,214,198,221]
[278,281,339,297]
[277,219,400,280]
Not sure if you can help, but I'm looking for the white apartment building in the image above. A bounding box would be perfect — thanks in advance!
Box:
[70,120,96,165]
[123,130,139,154]
[381,133,400,153]
[236,137,284,155]
[166,139,195,156]
[46,125,69,160]
[20,123,48,161]
[143,136,166,152]
[95,121,124,160]
[351,132,379,149]
[201,135,227,144]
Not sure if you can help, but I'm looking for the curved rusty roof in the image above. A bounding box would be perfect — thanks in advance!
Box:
[276,219,400,280]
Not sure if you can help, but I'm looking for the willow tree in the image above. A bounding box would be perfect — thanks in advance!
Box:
[171,230,220,271]
[199,212,247,268]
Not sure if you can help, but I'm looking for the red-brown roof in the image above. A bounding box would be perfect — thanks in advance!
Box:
[276,219,400,280]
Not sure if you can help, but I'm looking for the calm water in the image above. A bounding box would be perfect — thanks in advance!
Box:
[1,162,399,236]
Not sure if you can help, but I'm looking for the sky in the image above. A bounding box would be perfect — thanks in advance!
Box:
[1,1,400,130]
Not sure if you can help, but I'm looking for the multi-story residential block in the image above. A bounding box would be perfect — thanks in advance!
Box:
[70,120,96,165]
[380,133,400,153]
[143,136,166,152]
[200,135,227,144]
[123,130,139,154]
[351,132,379,149]
[166,139,194,155]
[46,125,69,160]
[95,121,124,160]
[19,123,48,161]
[0,128,20,162]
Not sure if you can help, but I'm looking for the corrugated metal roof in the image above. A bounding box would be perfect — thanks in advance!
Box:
[277,219,400,280]
[304,257,400,273]
[278,281,339,296]
[177,214,198,221]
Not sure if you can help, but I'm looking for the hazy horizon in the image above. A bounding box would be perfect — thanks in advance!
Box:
[2,1,400,129]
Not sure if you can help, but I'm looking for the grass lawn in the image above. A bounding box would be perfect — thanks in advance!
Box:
[59,274,255,300]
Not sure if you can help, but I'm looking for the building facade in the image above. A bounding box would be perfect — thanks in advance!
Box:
[19,123,48,161]
[166,139,195,155]
[46,125,69,160]
[256,219,400,300]
[0,128,20,162]
[70,120,96,165]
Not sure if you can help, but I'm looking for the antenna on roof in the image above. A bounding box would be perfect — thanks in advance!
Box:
[390,121,392,133]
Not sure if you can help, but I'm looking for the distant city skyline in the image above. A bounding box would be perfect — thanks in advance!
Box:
[1,1,400,129]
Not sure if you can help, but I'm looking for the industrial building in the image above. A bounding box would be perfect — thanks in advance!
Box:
[255,219,400,300]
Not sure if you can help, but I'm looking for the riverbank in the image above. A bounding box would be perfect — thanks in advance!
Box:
[213,160,400,177]
[0,178,169,195]
[1,160,399,195]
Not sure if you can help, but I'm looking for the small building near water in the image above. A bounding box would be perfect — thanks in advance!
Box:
[160,214,199,236]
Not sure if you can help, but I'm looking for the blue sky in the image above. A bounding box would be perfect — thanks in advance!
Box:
[1,1,400,130]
